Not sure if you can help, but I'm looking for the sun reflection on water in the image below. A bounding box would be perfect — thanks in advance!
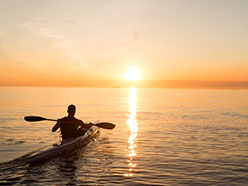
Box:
[124,87,138,177]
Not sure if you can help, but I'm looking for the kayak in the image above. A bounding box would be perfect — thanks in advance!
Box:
[26,125,99,163]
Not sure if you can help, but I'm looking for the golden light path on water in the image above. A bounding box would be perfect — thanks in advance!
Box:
[124,87,138,177]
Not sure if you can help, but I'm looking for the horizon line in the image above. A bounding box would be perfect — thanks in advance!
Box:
[1,80,248,90]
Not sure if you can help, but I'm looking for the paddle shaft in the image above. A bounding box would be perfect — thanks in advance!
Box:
[46,119,57,121]
[24,116,115,129]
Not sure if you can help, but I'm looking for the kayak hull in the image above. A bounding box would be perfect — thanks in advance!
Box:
[27,125,99,163]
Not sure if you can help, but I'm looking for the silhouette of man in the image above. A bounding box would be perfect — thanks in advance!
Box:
[52,104,91,139]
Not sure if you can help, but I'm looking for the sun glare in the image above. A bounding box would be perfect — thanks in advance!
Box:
[123,67,141,81]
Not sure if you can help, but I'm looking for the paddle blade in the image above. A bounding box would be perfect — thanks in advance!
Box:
[95,122,115,129]
[24,116,47,122]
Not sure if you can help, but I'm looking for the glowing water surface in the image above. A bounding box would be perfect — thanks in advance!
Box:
[0,87,248,185]
[124,87,138,177]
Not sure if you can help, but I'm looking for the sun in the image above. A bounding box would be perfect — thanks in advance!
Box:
[123,66,141,81]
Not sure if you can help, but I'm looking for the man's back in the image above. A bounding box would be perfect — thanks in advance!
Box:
[59,117,81,139]
[52,104,89,139]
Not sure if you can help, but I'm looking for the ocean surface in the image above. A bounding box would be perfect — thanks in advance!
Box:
[0,87,247,185]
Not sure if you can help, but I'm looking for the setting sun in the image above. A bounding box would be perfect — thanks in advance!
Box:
[123,67,141,81]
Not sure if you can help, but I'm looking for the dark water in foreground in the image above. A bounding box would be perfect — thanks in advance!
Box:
[0,87,248,185]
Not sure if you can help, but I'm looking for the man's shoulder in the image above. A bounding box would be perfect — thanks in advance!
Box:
[59,117,82,122]
[74,117,83,123]
[58,117,68,121]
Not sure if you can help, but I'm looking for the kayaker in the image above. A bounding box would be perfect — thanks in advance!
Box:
[52,104,91,139]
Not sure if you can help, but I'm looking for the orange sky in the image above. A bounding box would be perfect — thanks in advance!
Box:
[0,0,248,88]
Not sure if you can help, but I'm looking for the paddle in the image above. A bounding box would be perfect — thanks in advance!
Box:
[24,116,115,129]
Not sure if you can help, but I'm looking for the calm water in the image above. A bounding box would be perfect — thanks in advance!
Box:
[0,87,248,185]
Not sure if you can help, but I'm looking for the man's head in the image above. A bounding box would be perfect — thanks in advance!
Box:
[67,104,76,116]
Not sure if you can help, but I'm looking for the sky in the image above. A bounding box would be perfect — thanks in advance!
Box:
[0,0,248,87]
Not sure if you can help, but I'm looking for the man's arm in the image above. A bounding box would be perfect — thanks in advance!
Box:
[52,120,60,132]
[79,120,91,129]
